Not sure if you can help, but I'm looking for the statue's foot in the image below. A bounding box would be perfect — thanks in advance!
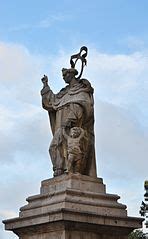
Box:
[54,168,64,177]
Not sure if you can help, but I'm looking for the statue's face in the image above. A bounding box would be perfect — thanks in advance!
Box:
[62,71,73,84]
[70,127,81,138]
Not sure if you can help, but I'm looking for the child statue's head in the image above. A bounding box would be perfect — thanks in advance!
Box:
[70,127,81,138]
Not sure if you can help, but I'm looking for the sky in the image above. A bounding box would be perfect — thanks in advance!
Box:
[0,0,148,238]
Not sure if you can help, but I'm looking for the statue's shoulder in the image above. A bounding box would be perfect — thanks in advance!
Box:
[79,78,94,94]
[56,85,69,98]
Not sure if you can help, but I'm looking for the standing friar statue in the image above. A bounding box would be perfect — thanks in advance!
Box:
[41,46,97,177]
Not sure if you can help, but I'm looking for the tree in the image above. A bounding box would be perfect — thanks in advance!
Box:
[128,230,146,239]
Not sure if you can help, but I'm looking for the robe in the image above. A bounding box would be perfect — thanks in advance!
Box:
[42,79,97,178]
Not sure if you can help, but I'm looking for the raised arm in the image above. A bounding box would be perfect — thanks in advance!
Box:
[40,75,55,111]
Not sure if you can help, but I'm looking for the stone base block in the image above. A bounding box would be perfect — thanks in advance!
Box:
[3,174,143,239]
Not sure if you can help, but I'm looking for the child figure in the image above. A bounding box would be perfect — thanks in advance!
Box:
[63,127,88,174]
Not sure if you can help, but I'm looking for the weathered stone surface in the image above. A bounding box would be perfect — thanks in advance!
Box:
[40,173,105,194]
[18,174,126,218]
[3,174,143,239]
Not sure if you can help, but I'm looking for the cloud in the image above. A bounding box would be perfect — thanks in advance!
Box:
[96,101,148,177]
[86,48,148,97]
[0,210,18,219]
[0,105,51,164]
[0,42,43,81]
[0,42,53,166]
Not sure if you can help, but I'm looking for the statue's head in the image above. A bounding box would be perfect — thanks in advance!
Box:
[62,68,78,84]
[70,127,81,138]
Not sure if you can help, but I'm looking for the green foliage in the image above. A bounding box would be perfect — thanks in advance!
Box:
[128,230,145,239]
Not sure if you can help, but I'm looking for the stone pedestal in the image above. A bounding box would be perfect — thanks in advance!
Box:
[3,174,143,238]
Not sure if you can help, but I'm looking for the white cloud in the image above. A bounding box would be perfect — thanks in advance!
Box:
[0,104,51,163]
[0,210,18,219]
[0,42,52,164]
[96,101,148,177]
[86,49,148,99]
[0,42,43,82]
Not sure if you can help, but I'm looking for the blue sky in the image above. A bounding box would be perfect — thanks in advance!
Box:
[1,0,148,54]
[0,1,148,238]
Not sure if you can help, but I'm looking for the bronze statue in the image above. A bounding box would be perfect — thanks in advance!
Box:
[41,47,97,177]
